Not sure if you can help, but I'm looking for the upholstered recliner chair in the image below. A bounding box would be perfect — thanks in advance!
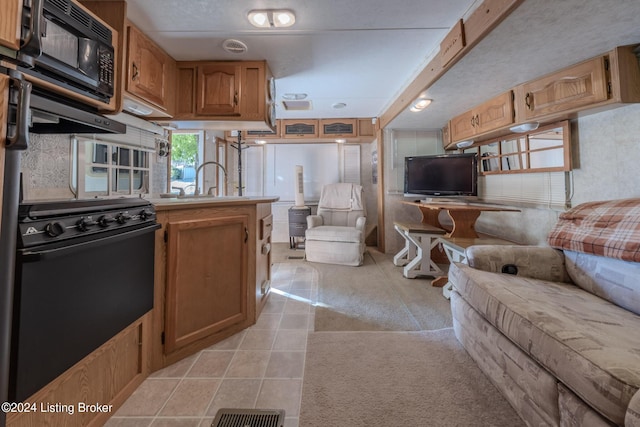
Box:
[305,183,366,266]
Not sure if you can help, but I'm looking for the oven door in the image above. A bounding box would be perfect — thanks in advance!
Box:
[10,223,159,402]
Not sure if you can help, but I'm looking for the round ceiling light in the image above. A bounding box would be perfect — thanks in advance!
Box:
[332,102,347,109]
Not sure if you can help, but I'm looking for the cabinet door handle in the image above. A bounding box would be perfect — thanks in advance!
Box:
[132,62,139,81]
[244,227,248,243]
[525,92,533,110]
[234,91,238,106]
[470,116,475,128]
[475,115,480,126]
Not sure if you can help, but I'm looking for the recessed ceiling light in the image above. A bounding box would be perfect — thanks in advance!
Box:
[410,98,432,112]
[248,9,296,28]
[332,102,347,109]
[335,138,347,143]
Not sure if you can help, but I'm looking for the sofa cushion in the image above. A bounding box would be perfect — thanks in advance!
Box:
[306,225,362,243]
[564,250,640,316]
[547,198,640,263]
[450,262,640,425]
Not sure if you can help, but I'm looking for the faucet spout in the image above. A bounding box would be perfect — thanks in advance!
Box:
[194,161,228,196]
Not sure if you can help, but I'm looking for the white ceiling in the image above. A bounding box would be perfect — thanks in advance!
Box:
[123,0,640,131]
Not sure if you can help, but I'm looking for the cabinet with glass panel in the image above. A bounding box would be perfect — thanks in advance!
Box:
[75,137,153,197]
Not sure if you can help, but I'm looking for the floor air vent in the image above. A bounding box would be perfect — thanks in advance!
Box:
[211,408,285,427]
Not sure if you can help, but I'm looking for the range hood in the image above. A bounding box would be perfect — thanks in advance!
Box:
[29,92,126,134]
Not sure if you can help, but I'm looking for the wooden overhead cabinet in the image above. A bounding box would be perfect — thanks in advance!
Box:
[449,91,515,144]
[319,119,358,138]
[0,0,21,50]
[126,25,175,112]
[514,45,640,122]
[175,60,274,129]
[282,119,319,138]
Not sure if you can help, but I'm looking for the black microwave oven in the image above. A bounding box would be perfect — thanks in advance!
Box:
[17,0,115,104]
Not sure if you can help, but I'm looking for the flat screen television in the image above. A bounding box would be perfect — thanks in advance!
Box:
[404,153,478,197]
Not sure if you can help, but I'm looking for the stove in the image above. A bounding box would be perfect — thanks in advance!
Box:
[17,197,157,249]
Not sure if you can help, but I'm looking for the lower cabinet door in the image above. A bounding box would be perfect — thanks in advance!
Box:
[164,215,249,353]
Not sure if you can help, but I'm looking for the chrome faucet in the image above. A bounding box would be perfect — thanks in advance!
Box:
[194,161,228,196]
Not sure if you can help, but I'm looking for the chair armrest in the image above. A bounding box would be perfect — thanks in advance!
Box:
[355,216,366,231]
[307,215,323,229]
[466,245,572,283]
[626,388,640,425]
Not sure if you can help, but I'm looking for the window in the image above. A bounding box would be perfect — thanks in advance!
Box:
[75,137,152,198]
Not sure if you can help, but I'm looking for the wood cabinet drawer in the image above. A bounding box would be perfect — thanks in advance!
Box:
[260,214,273,240]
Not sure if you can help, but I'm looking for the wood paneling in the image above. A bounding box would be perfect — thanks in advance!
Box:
[0,0,22,50]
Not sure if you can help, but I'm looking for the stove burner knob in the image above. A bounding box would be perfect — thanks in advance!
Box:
[76,218,98,231]
[140,209,154,220]
[116,212,132,224]
[98,215,115,227]
[45,222,65,237]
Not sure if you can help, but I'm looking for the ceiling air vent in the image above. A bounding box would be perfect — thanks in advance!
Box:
[222,39,248,54]
[282,100,312,111]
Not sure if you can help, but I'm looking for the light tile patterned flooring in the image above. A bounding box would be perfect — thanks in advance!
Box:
[105,262,316,427]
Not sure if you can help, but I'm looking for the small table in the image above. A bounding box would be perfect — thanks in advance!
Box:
[393,221,447,278]
[402,201,520,239]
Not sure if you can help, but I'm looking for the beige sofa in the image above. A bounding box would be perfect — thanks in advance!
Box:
[449,198,640,426]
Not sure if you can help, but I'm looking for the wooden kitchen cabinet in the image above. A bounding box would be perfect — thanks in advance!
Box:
[319,118,358,138]
[126,24,174,111]
[175,60,274,129]
[282,119,319,138]
[6,314,151,427]
[449,91,515,144]
[151,198,278,369]
[256,204,273,317]
[514,46,640,122]
[0,0,21,51]
[164,214,249,353]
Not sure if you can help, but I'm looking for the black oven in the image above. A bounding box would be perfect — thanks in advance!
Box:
[17,0,116,103]
[9,198,160,402]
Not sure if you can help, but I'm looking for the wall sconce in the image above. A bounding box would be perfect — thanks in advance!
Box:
[248,10,296,28]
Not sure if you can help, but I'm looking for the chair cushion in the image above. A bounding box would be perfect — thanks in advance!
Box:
[450,262,640,425]
[306,226,362,243]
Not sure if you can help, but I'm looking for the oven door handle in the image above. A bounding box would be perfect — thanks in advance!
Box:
[19,0,44,66]
[7,72,32,150]
[19,224,161,262]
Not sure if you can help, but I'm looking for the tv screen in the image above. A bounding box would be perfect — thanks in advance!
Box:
[404,153,478,197]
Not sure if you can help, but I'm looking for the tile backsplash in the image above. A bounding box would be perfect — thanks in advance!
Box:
[20,133,168,201]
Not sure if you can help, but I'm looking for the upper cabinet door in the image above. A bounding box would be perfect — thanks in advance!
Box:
[126,25,172,109]
[475,91,514,134]
[196,63,241,116]
[0,0,21,51]
[515,57,608,121]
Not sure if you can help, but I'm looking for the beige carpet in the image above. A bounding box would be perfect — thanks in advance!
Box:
[312,249,452,332]
[271,244,524,426]
[299,329,525,427]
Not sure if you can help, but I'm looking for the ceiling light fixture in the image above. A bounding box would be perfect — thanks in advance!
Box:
[248,9,296,28]
[335,139,347,144]
[332,102,347,109]
[409,98,432,112]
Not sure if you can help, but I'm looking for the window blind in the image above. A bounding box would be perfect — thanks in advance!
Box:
[479,171,570,210]
[342,144,361,184]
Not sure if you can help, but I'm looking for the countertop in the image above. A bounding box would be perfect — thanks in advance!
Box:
[146,195,280,211]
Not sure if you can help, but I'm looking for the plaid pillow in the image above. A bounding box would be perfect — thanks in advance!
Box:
[547,198,640,262]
